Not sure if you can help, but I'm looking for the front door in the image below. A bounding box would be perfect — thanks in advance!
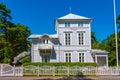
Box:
[42,55,50,62]
[97,56,106,66]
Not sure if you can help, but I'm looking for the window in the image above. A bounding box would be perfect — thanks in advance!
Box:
[65,33,71,45]
[43,39,49,44]
[78,32,84,45]
[79,53,84,62]
[42,55,50,62]
[66,53,71,62]
[65,22,70,27]
[78,22,83,27]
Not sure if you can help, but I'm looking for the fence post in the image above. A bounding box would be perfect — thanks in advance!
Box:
[13,65,15,76]
[96,67,97,75]
[67,66,69,76]
[0,64,2,76]
[110,66,111,75]
[38,65,39,76]
[1,64,3,76]
[52,66,55,76]
[22,65,23,76]
[118,67,120,75]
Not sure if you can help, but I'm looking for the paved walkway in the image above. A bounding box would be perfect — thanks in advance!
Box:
[0,76,120,80]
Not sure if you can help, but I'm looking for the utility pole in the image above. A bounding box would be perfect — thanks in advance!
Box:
[113,0,119,67]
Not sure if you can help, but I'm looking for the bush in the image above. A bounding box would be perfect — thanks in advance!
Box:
[23,62,97,67]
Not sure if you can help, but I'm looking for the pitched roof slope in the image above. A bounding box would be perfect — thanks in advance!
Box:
[58,13,91,19]
[28,34,58,38]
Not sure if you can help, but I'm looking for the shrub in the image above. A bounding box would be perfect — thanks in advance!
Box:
[23,62,97,67]
[15,56,30,66]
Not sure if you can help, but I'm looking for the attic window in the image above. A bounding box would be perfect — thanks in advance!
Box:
[65,22,70,27]
[78,22,83,27]
[43,39,49,44]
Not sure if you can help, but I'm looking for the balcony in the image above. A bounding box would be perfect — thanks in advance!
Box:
[39,44,53,50]
[39,44,53,54]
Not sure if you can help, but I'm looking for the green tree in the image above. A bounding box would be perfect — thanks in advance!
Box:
[0,34,9,63]
[0,3,12,34]
[117,15,120,64]
[6,24,31,65]
[117,15,120,28]
[0,3,31,65]
[101,34,117,66]
[91,32,100,49]
[0,3,11,63]
[0,3,11,23]
[91,32,98,43]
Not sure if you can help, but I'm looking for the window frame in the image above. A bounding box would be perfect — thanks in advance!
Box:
[78,32,85,45]
[42,39,49,44]
[79,52,84,62]
[64,32,71,45]
[65,52,71,62]
[41,55,50,62]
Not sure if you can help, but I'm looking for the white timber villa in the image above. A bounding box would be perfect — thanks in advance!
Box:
[28,13,109,67]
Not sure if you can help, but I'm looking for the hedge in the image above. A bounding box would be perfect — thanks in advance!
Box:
[23,62,97,67]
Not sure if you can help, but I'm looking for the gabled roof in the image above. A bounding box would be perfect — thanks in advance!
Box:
[58,13,91,20]
[28,34,58,39]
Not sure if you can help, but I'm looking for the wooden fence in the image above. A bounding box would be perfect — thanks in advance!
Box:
[23,65,120,76]
[0,64,23,76]
[0,64,120,76]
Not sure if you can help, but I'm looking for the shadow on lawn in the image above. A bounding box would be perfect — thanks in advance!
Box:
[33,71,95,80]
[33,77,94,80]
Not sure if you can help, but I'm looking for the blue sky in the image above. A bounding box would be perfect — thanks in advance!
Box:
[0,0,120,41]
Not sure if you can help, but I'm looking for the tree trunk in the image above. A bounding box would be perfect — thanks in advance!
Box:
[10,57,14,65]
[9,48,14,65]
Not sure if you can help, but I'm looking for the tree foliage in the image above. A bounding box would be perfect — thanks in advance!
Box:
[91,32,98,43]
[91,32,100,49]
[0,3,31,65]
[0,3,12,22]
[117,15,120,28]
[101,34,117,66]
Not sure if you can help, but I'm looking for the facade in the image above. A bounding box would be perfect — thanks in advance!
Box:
[29,13,109,67]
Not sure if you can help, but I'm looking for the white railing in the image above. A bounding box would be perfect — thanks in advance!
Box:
[14,66,23,76]
[0,64,120,76]
[39,44,52,50]
[23,65,120,76]
[96,66,120,75]
[0,64,23,76]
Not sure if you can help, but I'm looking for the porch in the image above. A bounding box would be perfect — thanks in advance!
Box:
[91,49,109,67]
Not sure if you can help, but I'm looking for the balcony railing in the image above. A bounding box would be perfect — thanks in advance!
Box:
[39,44,53,50]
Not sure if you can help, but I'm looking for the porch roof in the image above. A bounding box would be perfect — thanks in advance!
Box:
[91,49,109,54]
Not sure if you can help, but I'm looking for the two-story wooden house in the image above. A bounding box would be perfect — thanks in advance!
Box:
[29,13,109,67]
